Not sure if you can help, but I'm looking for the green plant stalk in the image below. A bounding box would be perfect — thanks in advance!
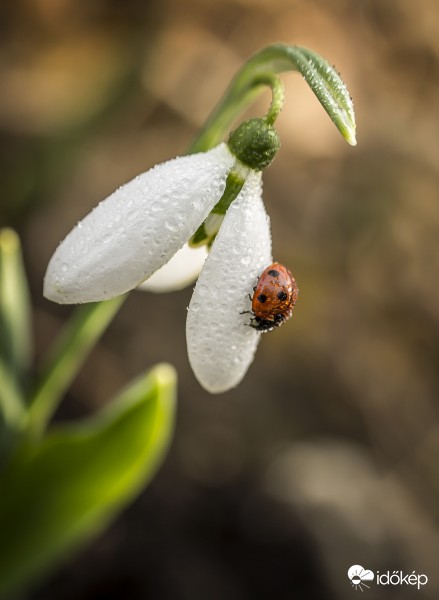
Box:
[189,43,356,154]
[255,73,285,126]
[0,362,26,430]
[189,171,246,247]
[28,296,126,437]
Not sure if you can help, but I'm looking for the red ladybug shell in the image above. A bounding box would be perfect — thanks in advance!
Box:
[250,262,298,331]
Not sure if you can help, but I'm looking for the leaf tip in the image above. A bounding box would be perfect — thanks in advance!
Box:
[0,228,20,255]
[152,363,178,390]
[344,127,357,147]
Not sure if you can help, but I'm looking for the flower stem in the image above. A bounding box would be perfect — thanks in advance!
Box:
[253,74,285,126]
[189,171,246,247]
[27,296,126,438]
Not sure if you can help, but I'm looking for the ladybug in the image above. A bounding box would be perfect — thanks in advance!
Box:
[247,262,299,332]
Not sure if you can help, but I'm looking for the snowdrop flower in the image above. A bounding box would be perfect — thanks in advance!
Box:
[44,118,280,393]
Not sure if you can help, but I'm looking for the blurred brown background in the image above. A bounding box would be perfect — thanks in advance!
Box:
[1,0,439,598]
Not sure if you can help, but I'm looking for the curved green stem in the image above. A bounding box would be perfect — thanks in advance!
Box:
[254,74,285,126]
[189,43,356,153]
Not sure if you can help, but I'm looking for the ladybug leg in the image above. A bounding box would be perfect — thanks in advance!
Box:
[240,310,251,315]
[247,293,252,301]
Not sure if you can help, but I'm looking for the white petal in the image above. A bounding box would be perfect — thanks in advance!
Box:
[137,243,208,293]
[44,144,234,303]
[186,171,272,394]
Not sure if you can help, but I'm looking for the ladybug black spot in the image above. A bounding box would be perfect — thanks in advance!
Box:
[277,291,288,301]
[257,293,267,303]
[267,269,279,277]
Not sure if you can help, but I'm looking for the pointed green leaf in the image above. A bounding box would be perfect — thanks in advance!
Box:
[0,363,176,596]
[283,47,356,146]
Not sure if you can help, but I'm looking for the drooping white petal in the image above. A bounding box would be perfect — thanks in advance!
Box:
[44,144,234,304]
[186,171,272,394]
[137,243,208,293]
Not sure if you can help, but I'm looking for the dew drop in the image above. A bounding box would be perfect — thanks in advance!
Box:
[197,284,209,297]
[151,202,163,213]
[165,220,178,232]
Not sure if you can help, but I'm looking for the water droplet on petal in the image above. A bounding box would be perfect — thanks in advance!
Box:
[197,284,209,297]
[165,220,179,232]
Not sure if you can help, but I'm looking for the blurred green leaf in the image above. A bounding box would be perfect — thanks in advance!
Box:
[0,229,31,428]
[28,296,126,438]
[191,43,356,153]
[0,362,26,436]
[0,363,176,596]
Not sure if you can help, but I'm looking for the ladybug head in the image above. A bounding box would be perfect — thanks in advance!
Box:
[250,313,285,332]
